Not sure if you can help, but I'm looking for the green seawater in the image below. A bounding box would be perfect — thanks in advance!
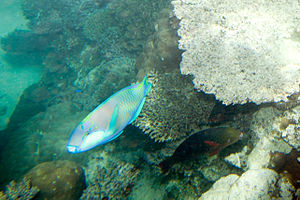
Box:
[0,0,42,131]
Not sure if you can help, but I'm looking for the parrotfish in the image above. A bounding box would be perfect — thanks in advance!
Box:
[66,76,152,153]
[159,127,242,173]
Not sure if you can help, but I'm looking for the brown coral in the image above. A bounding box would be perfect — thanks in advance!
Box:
[0,177,39,200]
[25,160,85,200]
[135,70,215,142]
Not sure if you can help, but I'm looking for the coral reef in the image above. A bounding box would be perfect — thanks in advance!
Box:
[25,160,85,200]
[83,9,115,42]
[82,10,124,58]
[172,0,300,105]
[80,151,140,200]
[0,177,39,200]
[2,0,299,199]
[135,7,181,77]
[21,0,105,34]
[72,56,136,111]
[135,70,215,142]
[82,0,170,55]
[108,0,171,55]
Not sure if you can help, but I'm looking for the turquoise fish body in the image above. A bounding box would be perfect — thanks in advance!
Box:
[67,76,151,153]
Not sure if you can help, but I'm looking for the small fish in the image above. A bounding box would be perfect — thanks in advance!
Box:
[159,127,242,173]
[66,76,152,153]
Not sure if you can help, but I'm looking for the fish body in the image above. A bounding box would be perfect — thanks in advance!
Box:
[159,127,242,173]
[67,76,151,153]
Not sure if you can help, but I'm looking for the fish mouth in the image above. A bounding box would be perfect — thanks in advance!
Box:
[66,145,79,153]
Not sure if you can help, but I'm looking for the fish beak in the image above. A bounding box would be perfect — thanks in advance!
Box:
[66,145,78,153]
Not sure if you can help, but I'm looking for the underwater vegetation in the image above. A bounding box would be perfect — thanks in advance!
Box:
[0,0,299,199]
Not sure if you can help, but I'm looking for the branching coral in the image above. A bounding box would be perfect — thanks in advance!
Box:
[0,177,39,200]
[135,70,215,142]
[172,0,300,105]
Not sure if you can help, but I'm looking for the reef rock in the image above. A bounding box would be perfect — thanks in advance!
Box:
[225,107,294,170]
[200,169,278,200]
[25,160,85,200]
[277,105,300,149]
[172,0,300,105]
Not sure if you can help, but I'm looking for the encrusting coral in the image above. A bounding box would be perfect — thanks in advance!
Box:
[135,70,215,142]
[172,0,300,105]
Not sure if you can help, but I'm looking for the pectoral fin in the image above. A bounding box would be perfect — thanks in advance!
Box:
[107,104,119,133]
[204,140,219,147]
[204,140,221,156]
